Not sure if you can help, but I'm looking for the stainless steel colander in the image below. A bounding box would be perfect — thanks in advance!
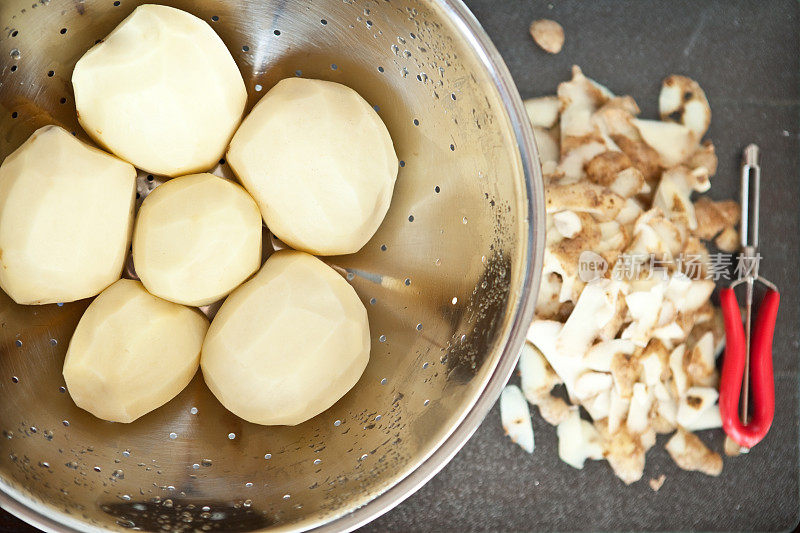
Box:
[0,0,543,530]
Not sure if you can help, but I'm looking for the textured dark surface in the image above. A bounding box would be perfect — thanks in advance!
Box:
[362,1,800,532]
[2,0,799,532]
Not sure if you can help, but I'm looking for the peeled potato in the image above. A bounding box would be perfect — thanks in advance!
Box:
[201,250,370,425]
[64,279,209,423]
[72,4,247,177]
[0,126,135,305]
[227,78,398,255]
[133,173,262,306]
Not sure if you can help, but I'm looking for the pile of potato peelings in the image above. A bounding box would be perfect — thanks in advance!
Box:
[501,66,745,485]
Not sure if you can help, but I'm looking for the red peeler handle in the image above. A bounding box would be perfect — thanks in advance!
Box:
[719,287,780,449]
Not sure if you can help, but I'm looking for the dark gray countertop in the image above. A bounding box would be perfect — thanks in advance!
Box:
[1,1,798,532]
[362,1,800,532]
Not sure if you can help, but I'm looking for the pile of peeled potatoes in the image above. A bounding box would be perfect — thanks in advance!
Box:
[0,4,398,426]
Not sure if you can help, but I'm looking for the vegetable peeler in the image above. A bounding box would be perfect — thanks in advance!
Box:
[719,144,780,450]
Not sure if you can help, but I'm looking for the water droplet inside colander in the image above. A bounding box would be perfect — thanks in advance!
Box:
[62,420,69,427]
[245,482,253,488]
[333,420,341,427]
[202,506,211,512]
[57,302,64,307]
[408,214,415,222]
[122,449,130,457]
[112,469,124,479]
[380,378,387,385]
[14,339,22,347]
[313,458,322,465]
[190,406,198,415]
[379,334,386,343]
[451,296,458,305]
[10,49,21,60]
[243,499,252,508]
[283,494,291,500]
[416,323,423,331]
[369,297,377,305]
[39,461,50,468]
[422,362,429,369]
[163,499,173,508]
[227,432,236,440]
[93,466,101,472]
[462,216,468,224]
[10,376,18,383]
[29,426,37,433]
[359,453,368,461]
[44,430,54,440]
[377,66,384,73]
[65,461,78,469]
[404,278,411,286]
[424,399,430,406]
[59,386,66,393]
[346,271,355,281]
[169,432,178,440]
[264,453,271,460]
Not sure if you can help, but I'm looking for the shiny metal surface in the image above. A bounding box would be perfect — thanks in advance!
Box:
[0,0,544,531]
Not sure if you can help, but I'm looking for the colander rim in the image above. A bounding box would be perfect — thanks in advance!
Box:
[0,0,545,531]
[309,0,545,531]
